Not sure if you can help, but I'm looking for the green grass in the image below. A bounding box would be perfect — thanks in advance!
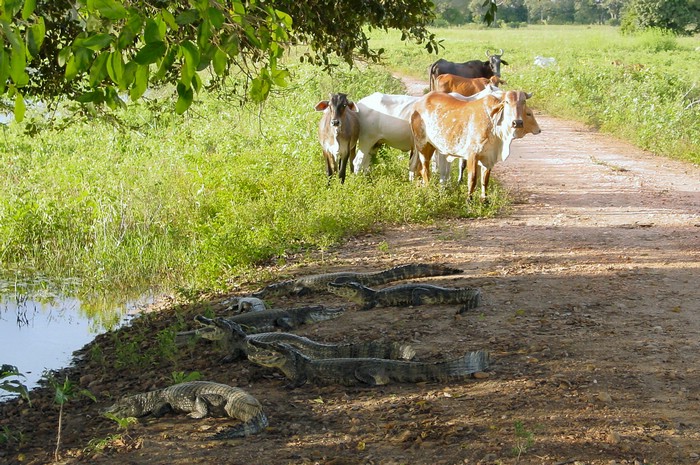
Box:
[0,64,501,302]
[372,24,700,164]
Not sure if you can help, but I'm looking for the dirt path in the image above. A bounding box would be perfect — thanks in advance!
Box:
[2,85,700,465]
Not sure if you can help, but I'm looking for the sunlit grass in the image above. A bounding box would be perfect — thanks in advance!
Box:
[0,64,504,301]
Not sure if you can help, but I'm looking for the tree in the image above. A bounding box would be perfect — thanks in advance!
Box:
[621,0,700,35]
[0,0,440,121]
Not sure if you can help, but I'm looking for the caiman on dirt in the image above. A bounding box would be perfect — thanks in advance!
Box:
[253,263,463,297]
[247,341,490,388]
[189,316,416,362]
[175,305,344,346]
[103,381,268,439]
[327,281,482,311]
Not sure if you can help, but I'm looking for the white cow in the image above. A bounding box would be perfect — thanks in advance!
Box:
[353,92,420,174]
[353,89,502,180]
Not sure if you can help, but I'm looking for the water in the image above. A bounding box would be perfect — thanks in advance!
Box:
[0,279,153,399]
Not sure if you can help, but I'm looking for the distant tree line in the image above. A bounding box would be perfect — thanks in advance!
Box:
[436,0,699,35]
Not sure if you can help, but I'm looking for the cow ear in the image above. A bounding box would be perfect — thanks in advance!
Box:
[315,101,329,111]
[525,92,533,99]
[501,60,509,65]
[347,102,358,112]
[490,102,505,125]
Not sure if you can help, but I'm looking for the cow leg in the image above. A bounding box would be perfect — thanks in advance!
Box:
[466,155,479,200]
[324,151,335,178]
[436,152,451,184]
[457,159,467,184]
[481,167,491,201]
[410,112,434,185]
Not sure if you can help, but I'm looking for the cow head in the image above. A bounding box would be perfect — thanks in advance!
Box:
[485,49,508,77]
[491,91,540,138]
[314,93,358,133]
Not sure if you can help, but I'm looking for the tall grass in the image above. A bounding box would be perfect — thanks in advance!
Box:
[0,64,501,299]
[373,25,700,164]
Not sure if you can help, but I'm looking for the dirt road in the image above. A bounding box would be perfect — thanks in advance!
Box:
[2,89,699,465]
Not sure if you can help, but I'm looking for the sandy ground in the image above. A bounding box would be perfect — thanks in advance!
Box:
[1,81,699,465]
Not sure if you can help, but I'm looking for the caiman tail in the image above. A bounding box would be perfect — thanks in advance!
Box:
[435,350,490,380]
[335,263,463,286]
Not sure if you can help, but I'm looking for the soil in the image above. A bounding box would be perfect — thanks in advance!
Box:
[2,78,700,465]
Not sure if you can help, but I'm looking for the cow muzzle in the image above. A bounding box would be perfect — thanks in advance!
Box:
[512,119,524,129]
[331,119,341,127]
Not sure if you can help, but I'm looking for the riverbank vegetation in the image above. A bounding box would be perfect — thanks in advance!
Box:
[0,64,501,300]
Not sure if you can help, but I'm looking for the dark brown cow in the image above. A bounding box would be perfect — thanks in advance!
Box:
[410,90,541,201]
[429,49,508,91]
[314,93,360,184]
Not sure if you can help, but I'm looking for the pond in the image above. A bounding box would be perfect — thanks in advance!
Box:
[0,276,155,399]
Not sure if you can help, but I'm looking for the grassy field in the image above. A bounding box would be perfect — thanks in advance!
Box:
[1,25,698,308]
[0,65,503,306]
[372,25,700,164]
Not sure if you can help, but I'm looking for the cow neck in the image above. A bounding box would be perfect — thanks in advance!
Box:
[490,108,517,163]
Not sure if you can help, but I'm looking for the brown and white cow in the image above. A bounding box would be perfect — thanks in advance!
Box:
[410,90,541,201]
[433,74,505,97]
[315,93,360,184]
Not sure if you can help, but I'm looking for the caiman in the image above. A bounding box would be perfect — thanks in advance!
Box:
[191,315,416,362]
[175,305,344,346]
[247,341,490,388]
[327,281,483,311]
[253,263,463,297]
[103,381,267,439]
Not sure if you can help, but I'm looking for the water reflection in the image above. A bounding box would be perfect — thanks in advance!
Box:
[0,276,154,398]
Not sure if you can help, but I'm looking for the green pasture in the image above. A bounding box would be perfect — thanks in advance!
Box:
[373,25,700,164]
[0,65,500,305]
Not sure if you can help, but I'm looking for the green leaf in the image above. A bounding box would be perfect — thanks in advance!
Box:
[160,9,178,30]
[212,47,227,76]
[191,72,201,93]
[80,33,113,51]
[133,41,166,65]
[13,93,26,122]
[57,46,71,67]
[121,61,137,89]
[91,0,128,20]
[208,6,225,28]
[144,18,162,44]
[76,89,105,103]
[10,45,28,87]
[22,0,36,20]
[26,17,45,58]
[249,75,270,103]
[175,9,199,25]
[88,52,109,86]
[175,82,193,114]
[179,40,199,84]
[129,64,148,100]
[118,12,144,49]
[106,50,124,84]
[104,86,125,109]
[0,49,9,93]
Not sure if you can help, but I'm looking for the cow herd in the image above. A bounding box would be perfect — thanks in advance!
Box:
[314,49,541,202]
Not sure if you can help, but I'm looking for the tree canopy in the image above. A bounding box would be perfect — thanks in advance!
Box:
[0,0,440,121]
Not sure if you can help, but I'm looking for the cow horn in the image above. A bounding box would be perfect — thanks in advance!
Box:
[485,50,491,58]
[499,48,504,56]
[526,92,533,99]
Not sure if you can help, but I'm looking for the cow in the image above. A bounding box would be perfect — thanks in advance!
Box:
[433,74,505,96]
[432,74,505,183]
[429,49,508,91]
[352,92,421,175]
[410,90,541,202]
[314,93,360,184]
